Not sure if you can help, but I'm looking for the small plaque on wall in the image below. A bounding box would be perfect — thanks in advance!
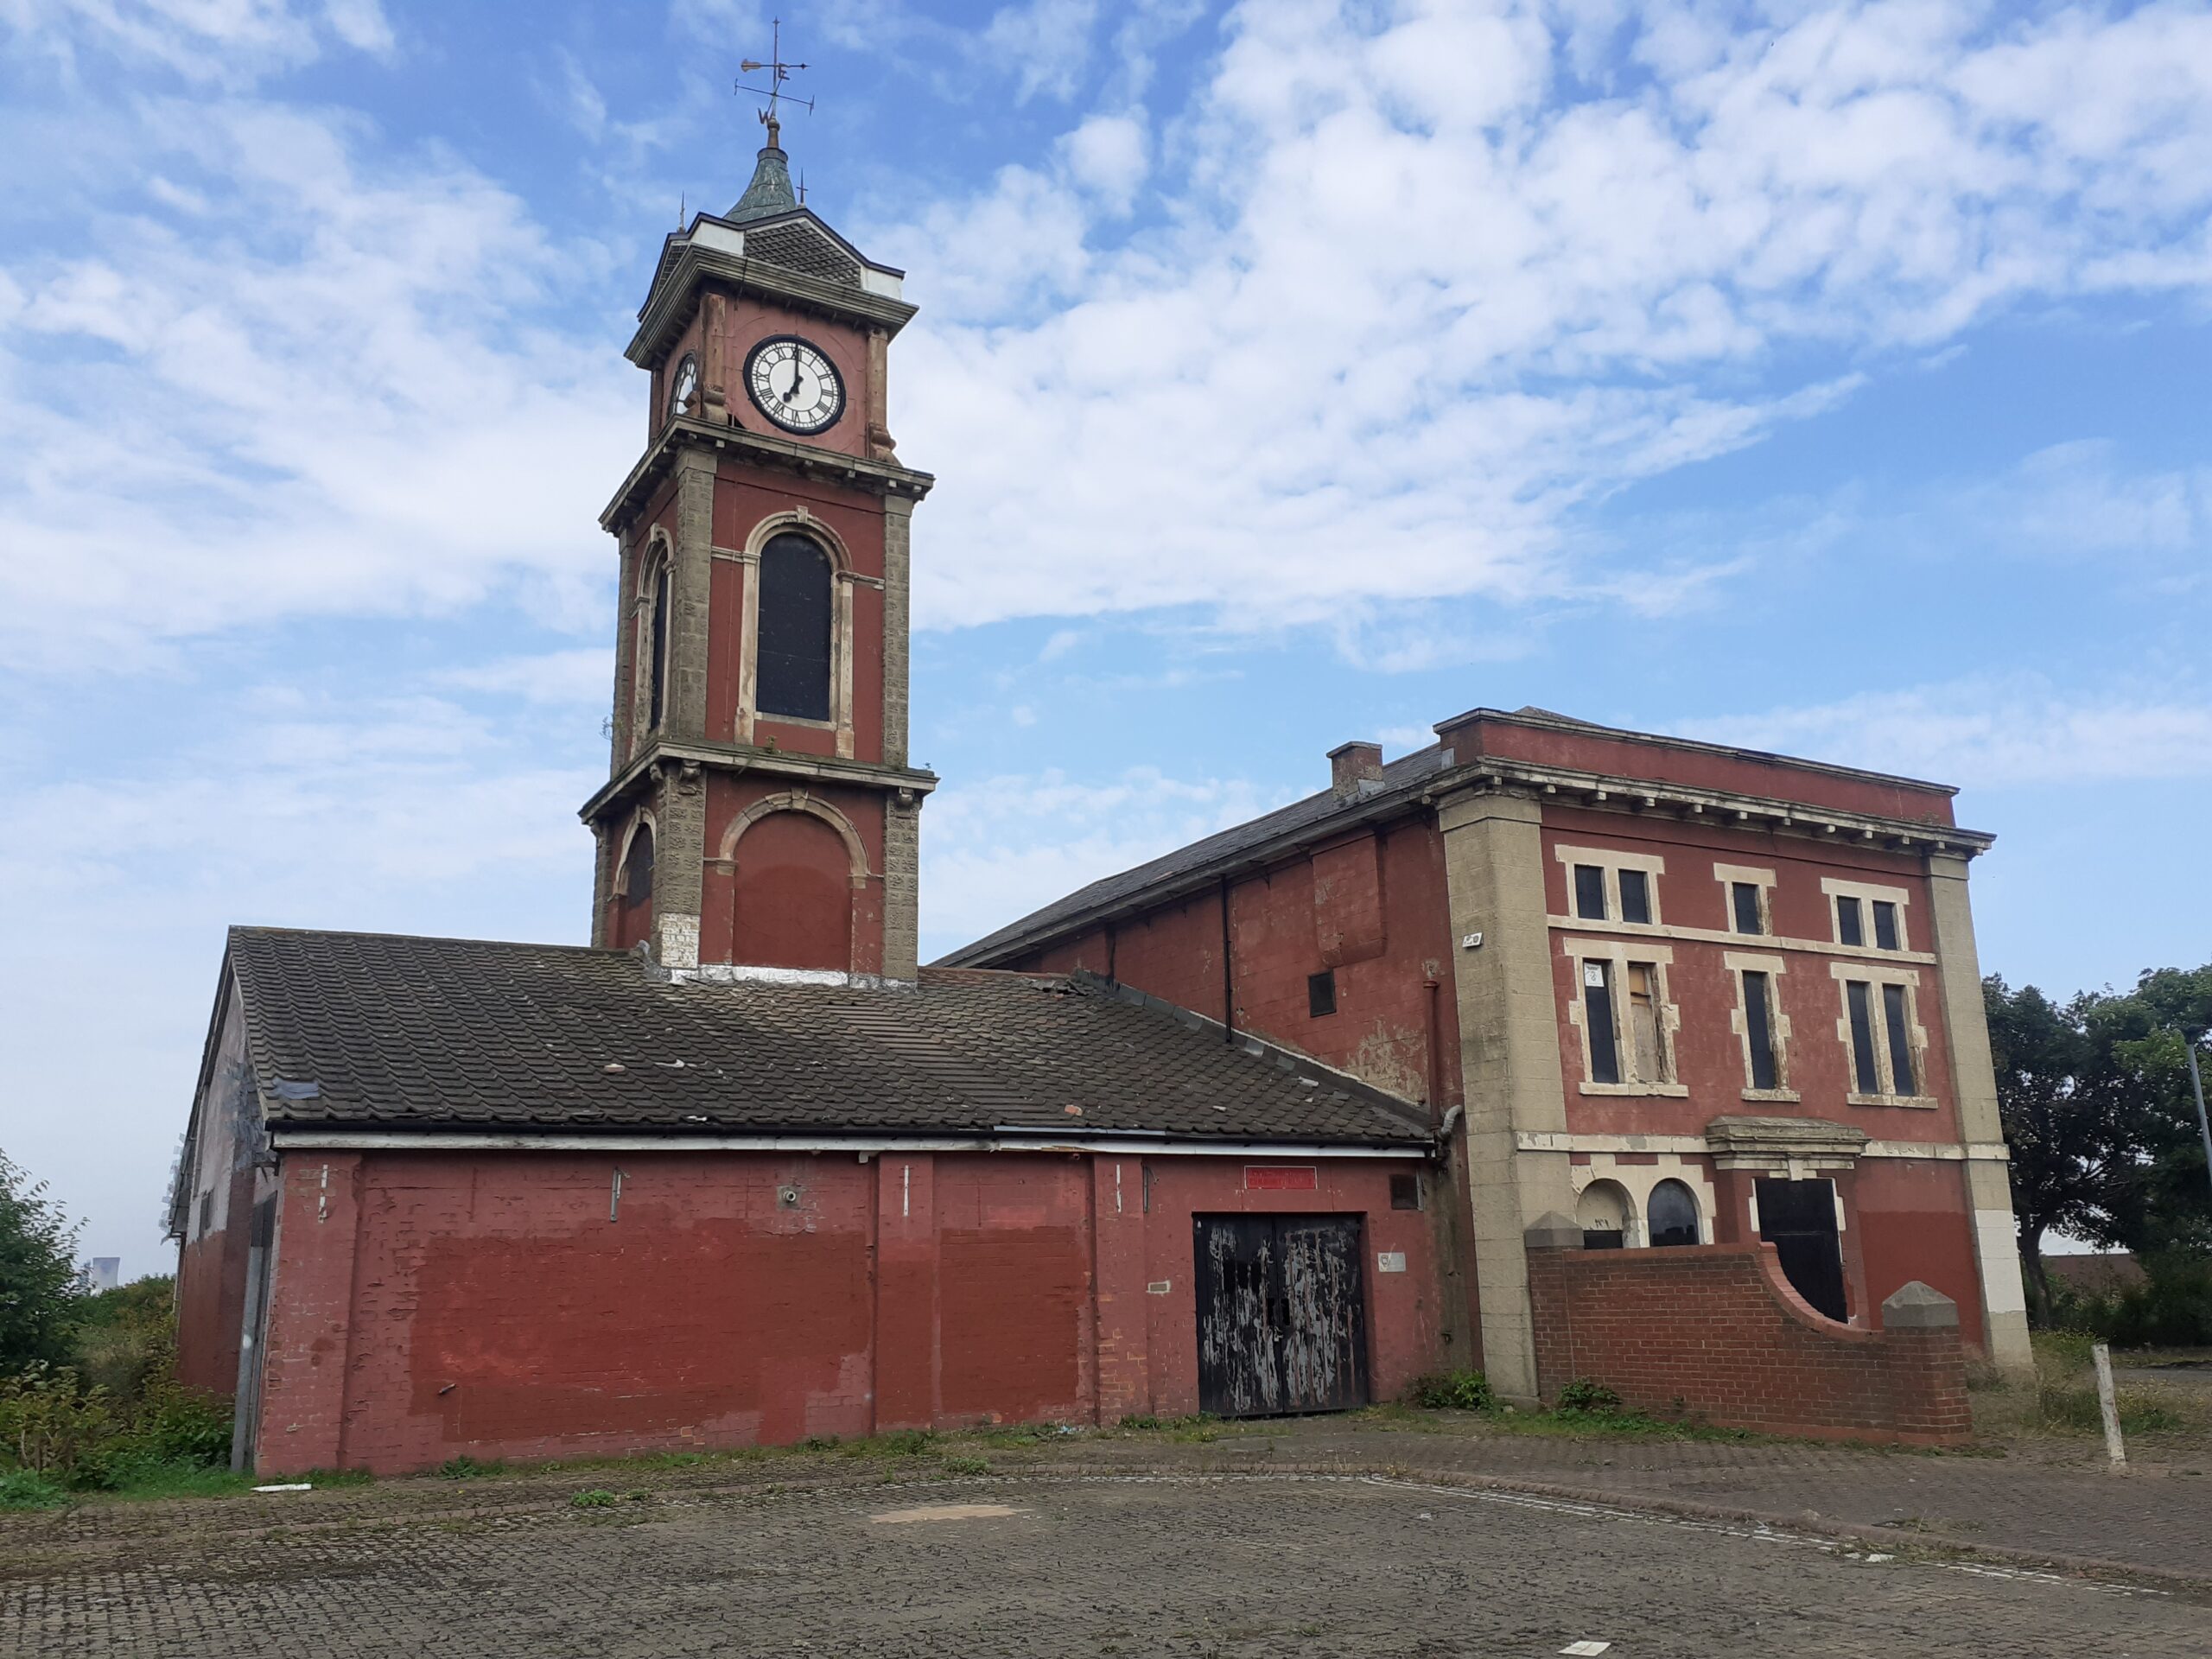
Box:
[1376,1251,1408,1274]
[1245,1165,1318,1192]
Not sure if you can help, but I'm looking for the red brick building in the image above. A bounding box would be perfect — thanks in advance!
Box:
[170,127,2002,1475]
[168,130,1456,1476]
[948,711,2034,1407]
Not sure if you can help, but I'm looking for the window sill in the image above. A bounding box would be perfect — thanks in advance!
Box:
[1739,1088,1801,1103]
[1578,1081,1691,1098]
[1847,1092,1940,1110]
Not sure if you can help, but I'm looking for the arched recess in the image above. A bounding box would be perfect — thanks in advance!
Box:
[1648,1179,1701,1248]
[632,528,674,753]
[719,792,871,972]
[610,812,657,953]
[1577,1180,1631,1251]
[735,509,858,756]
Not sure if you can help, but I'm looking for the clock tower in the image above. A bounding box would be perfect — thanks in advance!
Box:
[581,118,935,985]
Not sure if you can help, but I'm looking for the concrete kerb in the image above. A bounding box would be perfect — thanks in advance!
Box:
[6,1445,2203,1601]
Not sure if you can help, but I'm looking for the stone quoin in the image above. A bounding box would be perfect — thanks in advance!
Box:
[170,114,2011,1474]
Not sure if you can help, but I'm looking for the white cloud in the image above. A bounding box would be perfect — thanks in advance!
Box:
[1684,678,2212,791]
[0,96,631,670]
[919,765,1293,952]
[435,647,615,705]
[2,0,393,84]
[1059,111,1148,211]
[983,0,1099,104]
[871,0,2212,636]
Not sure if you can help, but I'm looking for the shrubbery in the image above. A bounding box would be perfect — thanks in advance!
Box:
[2047,1251,2212,1348]
[1406,1370,1493,1411]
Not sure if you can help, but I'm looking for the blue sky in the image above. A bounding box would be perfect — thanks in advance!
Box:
[2,0,2209,1276]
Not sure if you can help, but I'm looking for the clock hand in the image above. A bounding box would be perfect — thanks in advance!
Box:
[783,360,804,403]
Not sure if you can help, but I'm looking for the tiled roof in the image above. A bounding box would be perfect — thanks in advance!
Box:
[941,743,1456,965]
[226,927,1430,1146]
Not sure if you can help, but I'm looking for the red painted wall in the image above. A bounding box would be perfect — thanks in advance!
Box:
[1011,823,1462,1114]
[173,1162,253,1397]
[251,1147,1444,1476]
[699,774,885,975]
[1527,1240,1972,1446]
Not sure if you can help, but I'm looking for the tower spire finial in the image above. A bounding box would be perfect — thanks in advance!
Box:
[736,18,811,155]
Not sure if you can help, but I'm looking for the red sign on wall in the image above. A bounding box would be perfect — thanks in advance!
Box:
[1244,1165,1319,1192]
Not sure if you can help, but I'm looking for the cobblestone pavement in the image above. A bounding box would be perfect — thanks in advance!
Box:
[2,1471,2200,1659]
[1235,1415,2212,1581]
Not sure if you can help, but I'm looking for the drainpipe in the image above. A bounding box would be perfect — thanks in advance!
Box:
[1423,976,1445,1131]
[1218,875,1236,1046]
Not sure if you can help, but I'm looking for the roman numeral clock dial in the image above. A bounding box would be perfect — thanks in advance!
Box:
[744,334,845,435]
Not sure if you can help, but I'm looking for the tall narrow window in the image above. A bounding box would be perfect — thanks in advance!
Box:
[1742,969,1777,1090]
[1307,969,1337,1018]
[756,532,833,721]
[1573,864,1607,920]
[1731,881,1764,935]
[646,559,671,730]
[1618,868,1652,925]
[1845,980,1880,1094]
[1834,895,1864,947]
[620,823,656,908]
[1872,900,1901,951]
[1582,961,1621,1084]
[1626,963,1663,1081]
[1882,983,1917,1096]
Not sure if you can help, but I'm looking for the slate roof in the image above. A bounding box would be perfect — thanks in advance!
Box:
[225,926,1430,1147]
[943,743,1457,966]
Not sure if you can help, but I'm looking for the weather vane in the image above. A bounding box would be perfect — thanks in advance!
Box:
[736,18,812,149]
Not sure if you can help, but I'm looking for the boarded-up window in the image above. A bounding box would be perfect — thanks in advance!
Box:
[1883,983,1916,1096]
[1573,864,1607,920]
[756,533,833,721]
[1618,868,1652,925]
[1626,963,1663,1082]
[1846,981,1880,1094]
[1731,881,1764,935]
[1835,895,1864,947]
[1742,969,1777,1090]
[1872,900,1901,951]
[1306,969,1337,1018]
[1582,961,1620,1084]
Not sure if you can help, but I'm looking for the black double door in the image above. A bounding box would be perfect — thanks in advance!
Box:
[1756,1178,1849,1322]
[1192,1215,1370,1418]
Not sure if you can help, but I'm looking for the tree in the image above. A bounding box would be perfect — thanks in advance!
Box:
[1985,977,2134,1320]
[2088,966,2212,1255]
[0,1152,82,1370]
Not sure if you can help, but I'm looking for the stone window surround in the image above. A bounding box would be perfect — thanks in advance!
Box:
[1553,842,1668,926]
[1722,949,1799,1103]
[1820,875,1913,952]
[1828,959,1936,1109]
[628,529,674,763]
[1560,935,1688,1097]
[1569,1153,1717,1247]
[719,507,880,760]
[1713,861,1777,936]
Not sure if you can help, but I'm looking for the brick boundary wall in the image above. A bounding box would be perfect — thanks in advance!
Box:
[1524,1230,1972,1446]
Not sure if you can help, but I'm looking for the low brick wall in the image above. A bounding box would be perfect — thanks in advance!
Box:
[1525,1240,1971,1446]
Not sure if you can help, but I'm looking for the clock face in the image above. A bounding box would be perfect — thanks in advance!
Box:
[668,353,699,420]
[745,334,844,435]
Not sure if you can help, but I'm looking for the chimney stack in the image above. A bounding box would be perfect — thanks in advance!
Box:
[1329,741,1384,803]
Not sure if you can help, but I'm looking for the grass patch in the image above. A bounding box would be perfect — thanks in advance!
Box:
[435,1455,505,1481]
[938,1455,991,1477]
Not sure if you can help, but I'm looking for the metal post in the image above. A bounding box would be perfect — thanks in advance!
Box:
[2092,1340,2127,1470]
[2182,1035,2212,1212]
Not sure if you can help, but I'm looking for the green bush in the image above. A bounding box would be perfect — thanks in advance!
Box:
[571,1488,618,1508]
[0,1467,67,1510]
[436,1455,501,1480]
[0,1363,116,1478]
[1554,1378,1624,1415]
[1407,1370,1494,1412]
[2047,1254,2212,1349]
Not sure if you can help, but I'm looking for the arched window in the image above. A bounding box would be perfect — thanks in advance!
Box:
[755,532,832,721]
[645,555,671,731]
[1649,1179,1700,1248]
[620,823,655,909]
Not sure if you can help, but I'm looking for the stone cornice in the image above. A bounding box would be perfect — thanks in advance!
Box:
[629,240,918,368]
[600,418,936,534]
[1433,760,1995,858]
[946,751,1992,969]
[579,740,938,825]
